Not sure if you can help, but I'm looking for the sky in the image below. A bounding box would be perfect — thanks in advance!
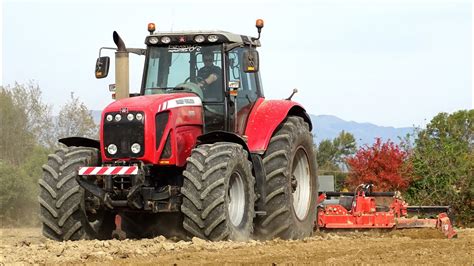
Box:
[1,0,472,128]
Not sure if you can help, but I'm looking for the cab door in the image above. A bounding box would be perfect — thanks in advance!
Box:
[227,47,262,135]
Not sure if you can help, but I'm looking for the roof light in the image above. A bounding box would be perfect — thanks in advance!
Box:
[148,37,159,44]
[194,35,205,43]
[161,36,171,44]
[255,19,264,40]
[148,23,156,34]
[208,35,218,42]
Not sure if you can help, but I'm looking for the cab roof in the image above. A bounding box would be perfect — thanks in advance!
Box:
[145,30,261,47]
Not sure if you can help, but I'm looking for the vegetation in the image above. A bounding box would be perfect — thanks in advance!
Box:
[405,110,473,226]
[346,138,414,191]
[0,82,97,226]
[316,130,357,190]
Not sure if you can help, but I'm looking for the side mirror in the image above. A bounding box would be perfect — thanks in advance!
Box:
[95,56,110,79]
[242,50,259,73]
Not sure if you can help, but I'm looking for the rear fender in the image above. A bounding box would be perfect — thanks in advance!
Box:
[244,98,312,154]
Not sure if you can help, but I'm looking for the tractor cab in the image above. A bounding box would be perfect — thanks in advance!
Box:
[96,22,265,135]
[141,31,262,133]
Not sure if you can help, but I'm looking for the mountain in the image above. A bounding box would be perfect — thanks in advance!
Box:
[90,110,413,146]
[310,114,413,146]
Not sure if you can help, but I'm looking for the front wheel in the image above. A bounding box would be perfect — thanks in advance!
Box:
[181,142,255,241]
[254,116,318,240]
[38,146,113,241]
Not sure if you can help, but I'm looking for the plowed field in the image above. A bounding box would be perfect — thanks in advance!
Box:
[1,228,473,265]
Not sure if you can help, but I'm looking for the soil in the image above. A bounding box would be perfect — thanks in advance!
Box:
[1,228,473,265]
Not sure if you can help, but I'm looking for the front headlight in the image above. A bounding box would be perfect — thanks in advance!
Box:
[127,113,134,121]
[106,114,113,122]
[131,143,141,154]
[115,114,122,122]
[136,113,143,121]
[107,144,118,155]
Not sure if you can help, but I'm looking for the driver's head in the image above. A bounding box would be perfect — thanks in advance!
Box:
[202,51,214,67]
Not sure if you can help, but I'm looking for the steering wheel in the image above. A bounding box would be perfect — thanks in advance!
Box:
[183,76,204,85]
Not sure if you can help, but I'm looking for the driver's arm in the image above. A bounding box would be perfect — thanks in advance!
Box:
[198,73,217,88]
[202,73,217,86]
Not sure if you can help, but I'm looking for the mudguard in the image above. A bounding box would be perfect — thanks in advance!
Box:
[59,137,100,149]
[245,98,312,154]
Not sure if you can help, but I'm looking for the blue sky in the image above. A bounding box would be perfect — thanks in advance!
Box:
[2,0,472,127]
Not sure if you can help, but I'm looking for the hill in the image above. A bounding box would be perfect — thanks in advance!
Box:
[311,114,413,146]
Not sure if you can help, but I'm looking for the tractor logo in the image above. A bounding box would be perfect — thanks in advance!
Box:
[120,107,129,113]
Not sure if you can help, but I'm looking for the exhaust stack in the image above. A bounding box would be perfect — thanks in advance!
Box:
[113,31,129,100]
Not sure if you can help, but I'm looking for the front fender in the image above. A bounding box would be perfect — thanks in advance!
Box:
[59,137,100,149]
[245,98,312,154]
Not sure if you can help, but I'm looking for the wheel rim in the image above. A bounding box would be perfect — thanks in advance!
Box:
[228,172,245,227]
[292,147,311,220]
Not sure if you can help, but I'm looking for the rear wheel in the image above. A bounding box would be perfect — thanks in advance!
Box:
[254,116,318,240]
[38,146,113,241]
[181,142,255,241]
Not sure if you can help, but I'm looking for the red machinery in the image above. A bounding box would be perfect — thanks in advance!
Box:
[317,184,457,238]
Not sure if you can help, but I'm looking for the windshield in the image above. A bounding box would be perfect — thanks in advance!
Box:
[143,44,223,102]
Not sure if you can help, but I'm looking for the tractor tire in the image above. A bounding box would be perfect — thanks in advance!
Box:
[38,146,113,241]
[181,142,255,241]
[254,116,318,240]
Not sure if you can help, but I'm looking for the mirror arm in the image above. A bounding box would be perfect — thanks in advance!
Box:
[99,47,117,57]
[127,48,146,56]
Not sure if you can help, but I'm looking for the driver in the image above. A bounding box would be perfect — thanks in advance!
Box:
[197,51,221,100]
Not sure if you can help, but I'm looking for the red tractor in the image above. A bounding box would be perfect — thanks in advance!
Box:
[38,20,318,241]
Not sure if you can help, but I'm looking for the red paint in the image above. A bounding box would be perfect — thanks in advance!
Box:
[245,98,307,153]
[100,93,203,165]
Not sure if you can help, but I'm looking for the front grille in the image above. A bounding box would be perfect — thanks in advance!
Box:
[103,112,145,158]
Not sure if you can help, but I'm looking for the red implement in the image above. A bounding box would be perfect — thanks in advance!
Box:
[317,184,457,238]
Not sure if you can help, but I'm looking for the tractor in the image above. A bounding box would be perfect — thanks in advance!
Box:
[38,20,318,241]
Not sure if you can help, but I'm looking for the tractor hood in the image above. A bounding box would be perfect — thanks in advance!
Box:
[100,92,203,164]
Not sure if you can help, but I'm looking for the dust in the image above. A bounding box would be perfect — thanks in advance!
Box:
[1,228,473,265]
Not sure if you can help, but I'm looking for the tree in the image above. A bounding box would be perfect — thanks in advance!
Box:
[55,92,98,140]
[346,138,414,191]
[405,110,473,225]
[316,131,357,190]
[0,82,98,226]
[5,82,55,148]
[316,130,357,171]
[0,87,35,165]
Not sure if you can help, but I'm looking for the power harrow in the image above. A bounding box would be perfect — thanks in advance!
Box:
[317,184,457,238]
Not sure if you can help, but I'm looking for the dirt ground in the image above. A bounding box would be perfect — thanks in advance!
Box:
[1,227,473,265]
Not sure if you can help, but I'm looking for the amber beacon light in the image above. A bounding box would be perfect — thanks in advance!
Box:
[148,23,156,34]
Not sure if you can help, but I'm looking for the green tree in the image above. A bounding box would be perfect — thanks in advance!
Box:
[0,87,35,165]
[55,92,98,140]
[405,110,473,226]
[316,130,356,171]
[316,131,357,190]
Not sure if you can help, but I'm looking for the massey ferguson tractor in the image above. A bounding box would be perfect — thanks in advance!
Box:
[38,20,318,242]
